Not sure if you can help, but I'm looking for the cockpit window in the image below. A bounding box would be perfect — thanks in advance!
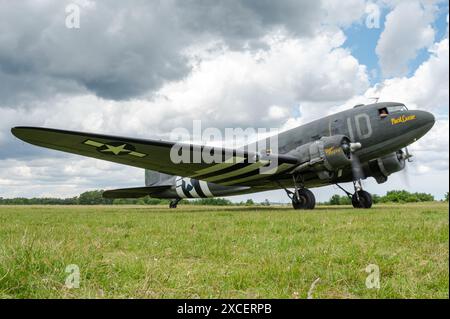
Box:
[378,105,408,118]
[378,107,389,118]
[387,105,408,113]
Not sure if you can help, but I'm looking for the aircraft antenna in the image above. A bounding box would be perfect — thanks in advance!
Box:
[369,97,380,103]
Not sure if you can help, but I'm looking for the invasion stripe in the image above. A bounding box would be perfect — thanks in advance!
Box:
[190,156,246,178]
[187,178,200,198]
[194,162,250,180]
[204,161,268,182]
[175,178,186,198]
[212,168,262,185]
[191,179,206,198]
[199,181,214,197]
[175,177,194,198]
[220,163,296,186]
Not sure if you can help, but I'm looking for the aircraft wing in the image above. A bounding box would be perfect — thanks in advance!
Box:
[11,127,299,185]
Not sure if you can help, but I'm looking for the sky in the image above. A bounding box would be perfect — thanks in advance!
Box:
[0,0,448,202]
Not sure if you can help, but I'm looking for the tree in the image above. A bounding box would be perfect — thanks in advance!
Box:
[325,190,434,206]
[329,194,341,205]
[445,192,449,202]
[78,190,112,205]
[371,194,381,204]
[262,199,271,206]
[245,199,255,206]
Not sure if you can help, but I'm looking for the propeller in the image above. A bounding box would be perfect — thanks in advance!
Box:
[342,139,365,181]
[399,147,413,187]
[350,151,365,181]
[404,147,413,162]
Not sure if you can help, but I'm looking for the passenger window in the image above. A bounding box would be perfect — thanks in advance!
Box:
[378,107,389,118]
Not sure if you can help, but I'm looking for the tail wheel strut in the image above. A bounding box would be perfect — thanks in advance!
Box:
[169,198,181,208]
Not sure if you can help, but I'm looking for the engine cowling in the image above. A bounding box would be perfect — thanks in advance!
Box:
[290,135,352,179]
[366,150,406,184]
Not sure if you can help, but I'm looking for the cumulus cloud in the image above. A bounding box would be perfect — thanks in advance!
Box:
[321,0,367,27]
[0,0,335,103]
[376,0,437,77]
[369,36,449,112]
[347,21,449,176]
[2,29,369,157]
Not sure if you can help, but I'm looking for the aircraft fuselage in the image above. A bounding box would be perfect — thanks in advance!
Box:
[155,102,435,199]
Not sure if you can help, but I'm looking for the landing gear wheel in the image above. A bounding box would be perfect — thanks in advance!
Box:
[292,189,316,210]
[352,190,372,209]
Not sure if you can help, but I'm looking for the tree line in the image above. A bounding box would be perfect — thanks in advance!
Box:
[0,190,446,206]
[324,190,439,205]
[0,190,248,206]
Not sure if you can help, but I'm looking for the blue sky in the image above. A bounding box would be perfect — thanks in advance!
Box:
[344,1,449,85]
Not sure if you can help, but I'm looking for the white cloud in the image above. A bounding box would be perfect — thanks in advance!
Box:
[369,37,449,112]
[322,0,367,27]
[376,0,437,77]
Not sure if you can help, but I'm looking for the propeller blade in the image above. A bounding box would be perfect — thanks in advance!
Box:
[396,148,411,187]
[404,147,413,162]
[399,164,411,188]
[350,152,365,181]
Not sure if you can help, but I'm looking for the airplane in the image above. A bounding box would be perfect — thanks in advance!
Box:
[11,101,435,210]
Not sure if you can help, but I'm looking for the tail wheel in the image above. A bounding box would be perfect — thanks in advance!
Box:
[169,199,180,208]
[352,190,372,209]
[292,189,316,210]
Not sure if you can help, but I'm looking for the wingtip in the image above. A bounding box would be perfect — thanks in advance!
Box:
[10,126,39,141]
[10,126,20,137]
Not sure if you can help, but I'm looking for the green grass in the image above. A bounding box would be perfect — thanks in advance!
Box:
[0,203,448,299]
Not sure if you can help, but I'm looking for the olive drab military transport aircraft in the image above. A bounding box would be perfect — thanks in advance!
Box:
[11,102,435,209]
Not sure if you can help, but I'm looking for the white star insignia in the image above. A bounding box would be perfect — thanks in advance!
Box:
[100,144,130,155]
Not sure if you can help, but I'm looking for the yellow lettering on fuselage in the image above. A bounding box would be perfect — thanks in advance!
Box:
[391,114,416,125]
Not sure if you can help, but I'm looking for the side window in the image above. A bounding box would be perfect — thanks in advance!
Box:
[378,107,389,118]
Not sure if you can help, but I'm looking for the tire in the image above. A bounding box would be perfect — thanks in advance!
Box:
[292,189,316,210]
[169,200,179,208]
[352,190,372,209]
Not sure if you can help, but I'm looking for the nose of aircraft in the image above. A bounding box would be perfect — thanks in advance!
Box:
[417,110,435,129]
[411,110,435,138]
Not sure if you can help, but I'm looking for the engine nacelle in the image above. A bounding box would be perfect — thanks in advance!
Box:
[366,150,406,184]
[290,135,352,179]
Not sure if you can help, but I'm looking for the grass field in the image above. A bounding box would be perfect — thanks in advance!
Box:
[0,203,448,299]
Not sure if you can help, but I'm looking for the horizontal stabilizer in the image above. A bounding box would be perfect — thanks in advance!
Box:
[103,185,171,199]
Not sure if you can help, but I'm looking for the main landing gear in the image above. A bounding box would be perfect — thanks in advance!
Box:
[336,180,372,209]
[169,198,181,208]
[281,176,316,210]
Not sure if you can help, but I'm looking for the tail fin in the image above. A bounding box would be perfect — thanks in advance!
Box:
[145,169,174,186]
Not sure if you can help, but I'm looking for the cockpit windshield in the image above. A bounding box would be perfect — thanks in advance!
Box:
[378,104,408,118]
[387,105,408,113]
